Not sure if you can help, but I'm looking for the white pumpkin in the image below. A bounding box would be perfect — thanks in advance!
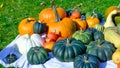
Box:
[15,34,44,56]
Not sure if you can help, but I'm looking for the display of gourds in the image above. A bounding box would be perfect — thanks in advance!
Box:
[2,0,120,67]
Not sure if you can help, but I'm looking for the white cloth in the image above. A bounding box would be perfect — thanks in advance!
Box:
[0,35,117,68]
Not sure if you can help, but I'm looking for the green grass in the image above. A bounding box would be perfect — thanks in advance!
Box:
[0,0,119,51]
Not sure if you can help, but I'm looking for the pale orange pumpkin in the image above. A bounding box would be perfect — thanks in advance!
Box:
[18,18,37,36]
[39,0,66,24]
[86,16,100,28]
[72,18,87,30]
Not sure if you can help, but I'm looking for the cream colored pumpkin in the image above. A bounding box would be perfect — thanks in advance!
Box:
[15,34,44,56]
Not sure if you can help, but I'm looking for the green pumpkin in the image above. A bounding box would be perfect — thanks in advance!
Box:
[27,46,49,65]
[74,54,100,68]
[72,30,92,44]
[86,40,116,62]
[52,38,86,62]
[33,22,47,34]
[5,53,18,64]
[93,31,104,41]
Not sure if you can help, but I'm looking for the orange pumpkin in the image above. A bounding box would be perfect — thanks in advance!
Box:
[43,40,55,51]
[39,0,66,24]
[70,10,81,19]
[47,18,76,38]
[86,16,100,28]
[118,62,120,68]
[18,18,37,36]
[72,18,87,30]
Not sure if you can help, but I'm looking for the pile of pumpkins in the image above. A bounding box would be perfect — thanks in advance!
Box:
[6,0,120,68]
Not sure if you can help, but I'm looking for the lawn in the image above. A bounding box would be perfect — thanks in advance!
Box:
[0,0,119,50]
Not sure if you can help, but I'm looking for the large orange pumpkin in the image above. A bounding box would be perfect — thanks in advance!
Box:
[47,18,76,38]
[18,18,37,36]
[39,0,66,24]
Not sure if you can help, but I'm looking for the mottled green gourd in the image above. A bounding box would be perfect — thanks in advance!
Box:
[72,30,92,44]
[52,38,86,62]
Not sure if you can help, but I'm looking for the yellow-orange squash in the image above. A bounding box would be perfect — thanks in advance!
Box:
[86,17,100,28]
[18,18,37,36]
[112,48,120,64]
[72,18,87,30]
[39,0,66,24]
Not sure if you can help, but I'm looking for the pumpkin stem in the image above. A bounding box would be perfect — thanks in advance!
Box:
[10,53,13,58]
[79,28,83,34]
[51,0,60,22]
[66,39,70,46]
[34,48,39,53]
[97,39,101,47]
[26,18,35,23]
[92,11,97,18]
[84,56,88,63]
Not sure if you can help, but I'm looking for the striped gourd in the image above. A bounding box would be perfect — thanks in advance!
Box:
[104,27,120,48]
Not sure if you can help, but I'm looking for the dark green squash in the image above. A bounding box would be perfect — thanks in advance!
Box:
[86,40,116,62]
[33,22,47,34]
[5,53,18,64]
[74,54,100,68]
[72,30,92,44]
[86,11,103,20]
[93,31,104,41]
[27,46,49,65]
[52,38,86,62]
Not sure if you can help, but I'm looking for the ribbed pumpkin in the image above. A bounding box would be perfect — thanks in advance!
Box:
[52,38,86,62]
[46,1,76,38]
[93,31,104,41]
[27,46,49,65]
[72,30,92,44]
[18,18,37,36]
[74,54,100,68]
[86,40,116,62]
[39,0,66,24]
[72,15,87,30]
[33,22,47,34]
[15,34,44,56]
